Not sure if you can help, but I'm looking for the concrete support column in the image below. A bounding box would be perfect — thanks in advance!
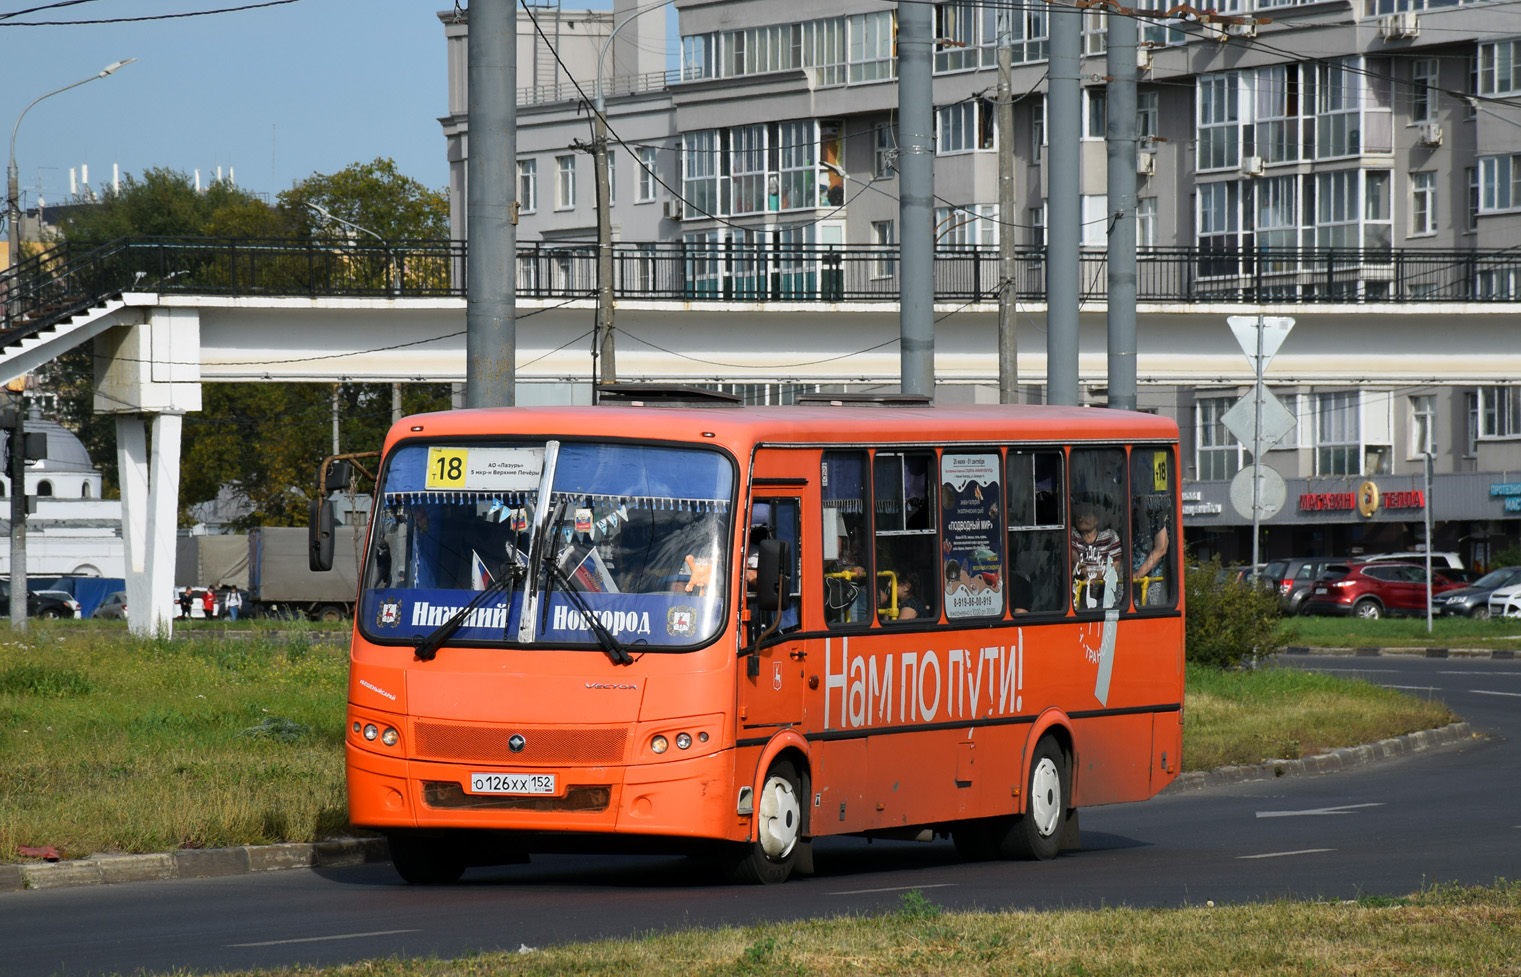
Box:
[116,411,182,635]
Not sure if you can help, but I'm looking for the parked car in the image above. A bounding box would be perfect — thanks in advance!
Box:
[0,580,83,619]
[1487,582,1521,619]
[92,590,129,621]
[1302,562,1466,619]
[31,590,83,619]
[1432,566,1521,618]
[1261,556,1339,616]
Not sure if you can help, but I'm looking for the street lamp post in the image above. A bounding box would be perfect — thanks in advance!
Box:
[305,201,398,295]
[6,59,135,327]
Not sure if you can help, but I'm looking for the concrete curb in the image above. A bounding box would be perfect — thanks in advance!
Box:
[1163,721,1477,793]
[2,837,387,892]
[1278,645,1516,659]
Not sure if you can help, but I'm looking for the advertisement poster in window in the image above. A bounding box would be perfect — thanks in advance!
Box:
[940,452,1004,618]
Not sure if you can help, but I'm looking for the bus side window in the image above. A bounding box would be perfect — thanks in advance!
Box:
[821,451,870,627]
[748,498,802,634]
[875,451,938,623]
[1006,449,1066,613]
[1069,447,1128,612]
[1129,448,1176,610]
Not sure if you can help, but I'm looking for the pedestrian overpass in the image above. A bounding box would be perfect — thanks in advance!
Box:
[4,235,1519,634]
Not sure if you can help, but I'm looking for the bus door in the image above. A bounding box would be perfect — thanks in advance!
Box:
[739,475,807,732]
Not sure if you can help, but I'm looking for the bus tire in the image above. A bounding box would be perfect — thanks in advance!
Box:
[721,759,802,884]
[316,604,345,623]
[1002,735,1068,861]
[387,833,467,885]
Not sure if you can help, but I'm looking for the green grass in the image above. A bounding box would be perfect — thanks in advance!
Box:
[0,629,1463,864]
[0,626,348,861]
[1283,614,1521,650]
[108,882,1521,977]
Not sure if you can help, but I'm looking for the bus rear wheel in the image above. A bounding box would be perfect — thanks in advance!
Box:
[721,759,802,884]
[1001,735,1069,860]
[387,833,467,885]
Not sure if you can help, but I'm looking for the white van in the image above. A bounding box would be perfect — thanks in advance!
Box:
[1362,551,1464,570]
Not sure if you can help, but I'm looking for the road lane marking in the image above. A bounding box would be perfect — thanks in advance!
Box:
[1256,802,1384,819]
[829,883,958,896]
[1471,689,1521,698]
[229,929,421,947]
[1238,848,1335,860]
[1384,684,1442,691]
[1438,670,1521,676]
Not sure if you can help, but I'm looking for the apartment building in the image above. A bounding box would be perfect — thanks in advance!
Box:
[440,0,1521,566]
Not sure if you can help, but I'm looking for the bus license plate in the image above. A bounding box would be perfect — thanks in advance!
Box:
[469,772,556,795]
[1314,586,1328,595]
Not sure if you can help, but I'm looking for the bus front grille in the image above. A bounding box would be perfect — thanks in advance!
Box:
[412,722,628,765]
[422,782,612,812]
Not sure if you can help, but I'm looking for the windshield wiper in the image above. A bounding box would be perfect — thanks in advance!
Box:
[541,552,634,666]
[413,564,523,662]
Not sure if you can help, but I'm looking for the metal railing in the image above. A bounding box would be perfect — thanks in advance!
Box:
[517,69,681,107]
[4,237,1519,347]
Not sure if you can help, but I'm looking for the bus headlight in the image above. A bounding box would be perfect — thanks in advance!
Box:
[651,735,669,754]
[363,723,379,741]
[676,733,692,750]
[381,727,399,747]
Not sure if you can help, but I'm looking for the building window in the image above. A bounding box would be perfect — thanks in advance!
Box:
[1478,154,1521,213]
[1316,391,1360,476]
[1477,40,1520,95]
[1410,394,1435,458]
[682,130,719,217]
[935,203,997,249]
[1365,170,1391,249]
[1315,60,1361,159]
[1196,396,1244,481]
[1315,170,1360,248]
[517,159,537,214]
[872,220,896,279]
[934,1,990,72]
[555,155,576,211]
[1465,391,1479,455]
[1028,205,1045,248]
[937,100,993,154]
[1137,196,1157,250]
[1081,195,1109,249]
[1032,95,1046,149]
[1196,72,1240,171]
[847,10,896,84]
[1137,90,1158,142]
[874,122,898,177]
[1254,64,1300,164]
[1412,58,1438,123]
[778,120,818,211]
[682,32,715,81]
[1467,166,1480,232]
[1479,386,1521,439]
[1197,180,1241,257]
[730,124,767,215]
[637,147,657,203]
[37,480,52,497]
[802,17,846,87]
[1085,89,1106,139]
[1411,171,1436,237]
[1256,174,1300,256]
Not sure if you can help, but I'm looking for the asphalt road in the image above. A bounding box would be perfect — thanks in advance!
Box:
[3,653,1517,977]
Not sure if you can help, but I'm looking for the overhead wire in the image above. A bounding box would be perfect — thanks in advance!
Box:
[0,0,307,25]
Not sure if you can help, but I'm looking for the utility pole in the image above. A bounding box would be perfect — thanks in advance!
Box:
[466,0,517,407]
[897,1,935,398]
[7,384,26,632]
[593,105,616,389]
[1046,4,1081,406]
[1106,7,1138,411]
[996,16,1018,404]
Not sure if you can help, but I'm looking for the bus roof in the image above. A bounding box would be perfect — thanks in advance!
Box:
[387,403,1178,453]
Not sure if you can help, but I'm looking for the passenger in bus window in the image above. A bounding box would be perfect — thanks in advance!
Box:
[1071,503,1122,610]
[1131,504,1170,607]
[878,569,927,622]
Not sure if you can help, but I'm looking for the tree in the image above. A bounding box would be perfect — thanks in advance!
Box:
[278,158,448,242]
[39,160,453,523]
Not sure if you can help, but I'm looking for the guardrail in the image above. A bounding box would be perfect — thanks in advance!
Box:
[3,237,1518,346]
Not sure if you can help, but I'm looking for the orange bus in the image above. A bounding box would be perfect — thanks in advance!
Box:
[322,390,1184,884]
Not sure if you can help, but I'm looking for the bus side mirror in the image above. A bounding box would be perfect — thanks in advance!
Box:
[755,538,791,613]
[324,460,353,493]
[309,499,335,572]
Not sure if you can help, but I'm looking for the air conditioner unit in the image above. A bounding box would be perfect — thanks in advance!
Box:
[1137,151,1156,177]
[1417,121,1444,146]
[1240,155,1266,177]
[1380,11,1419,39]
[1226,21,1257,38]
[661,199,683,220]
[1137,47,1153,72]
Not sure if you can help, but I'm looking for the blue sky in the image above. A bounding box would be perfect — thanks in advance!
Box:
[1,0,661,211]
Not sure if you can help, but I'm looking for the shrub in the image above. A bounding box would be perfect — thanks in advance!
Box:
[1185,558,1289,669]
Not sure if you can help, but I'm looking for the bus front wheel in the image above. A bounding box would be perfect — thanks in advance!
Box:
[1003,735,1069,860]
[387,833,467,885]
[722,759,802,884]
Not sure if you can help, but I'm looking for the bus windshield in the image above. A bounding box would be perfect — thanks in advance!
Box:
[358,440,735,651]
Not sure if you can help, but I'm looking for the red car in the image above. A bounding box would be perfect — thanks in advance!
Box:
[1302,562,1465,620]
